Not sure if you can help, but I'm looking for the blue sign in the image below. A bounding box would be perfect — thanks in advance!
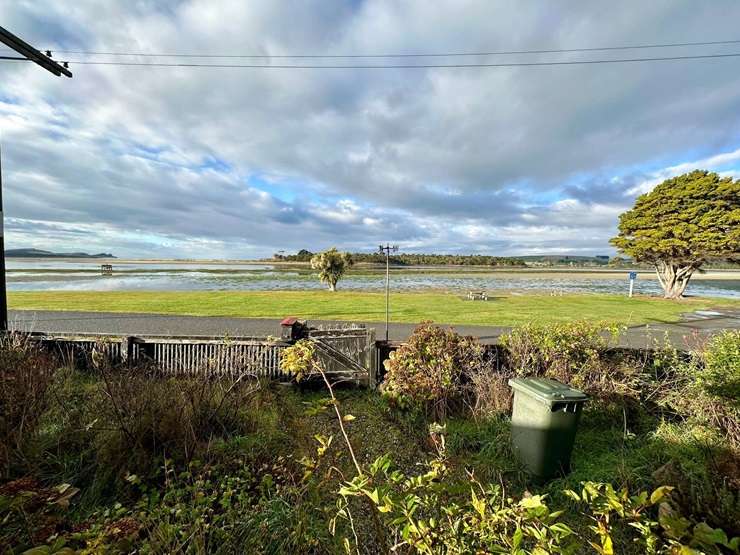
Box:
[629,271,638,280]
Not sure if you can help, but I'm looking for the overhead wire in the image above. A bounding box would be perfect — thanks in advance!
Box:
[2,51,740,69]
[29,51,740,68]
[29,37,740,59]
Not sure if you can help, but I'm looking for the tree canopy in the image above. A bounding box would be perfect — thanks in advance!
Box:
[610,170,740,298]
[310,248,353,291]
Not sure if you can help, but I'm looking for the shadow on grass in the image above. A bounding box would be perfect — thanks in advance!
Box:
[443,400,739,535]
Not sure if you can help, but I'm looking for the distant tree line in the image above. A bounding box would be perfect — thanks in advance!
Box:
[273,250,528,267]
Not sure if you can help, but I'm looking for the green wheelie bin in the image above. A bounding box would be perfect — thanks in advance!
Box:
[508,377,588,480]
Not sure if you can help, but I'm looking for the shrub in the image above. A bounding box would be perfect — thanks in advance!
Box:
[92,364,261,468]
[467,367,513,417]
[699,330,740,407]
[0,333,58,476]
[335,426,740,554]
[381,323,486,420]
[663,331,740,449]
[500,321,632,399]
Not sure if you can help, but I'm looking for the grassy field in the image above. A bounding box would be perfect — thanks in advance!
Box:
[8,290,739,326]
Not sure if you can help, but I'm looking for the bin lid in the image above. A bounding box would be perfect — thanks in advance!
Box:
[508,377,588,405]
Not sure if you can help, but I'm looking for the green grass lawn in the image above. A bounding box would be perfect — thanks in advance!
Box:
[8,290,739,326]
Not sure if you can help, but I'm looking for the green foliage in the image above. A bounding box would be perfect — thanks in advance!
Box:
[611,170,740,264]
[310,247,353,291]
[279,339,317,382]
[661,330,740,448]
[566,481,740,554]
[381,323,486,420]
[335,426,739,554]
[610,170,740,297]
[3,330,740,553]
[501,321,623,392]
[700,330,740,407]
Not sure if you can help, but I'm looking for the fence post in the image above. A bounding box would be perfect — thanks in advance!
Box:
[125,336,136,366]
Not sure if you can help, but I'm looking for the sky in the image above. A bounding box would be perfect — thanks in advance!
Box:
[1,0,740,259]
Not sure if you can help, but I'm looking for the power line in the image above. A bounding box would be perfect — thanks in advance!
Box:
[2,51,738,69]
[31,37,740,59]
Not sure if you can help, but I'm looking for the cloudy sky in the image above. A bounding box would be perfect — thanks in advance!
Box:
[1,1,740,259]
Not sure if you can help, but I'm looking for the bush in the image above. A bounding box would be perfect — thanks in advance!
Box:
[501,321,620,382]
[335,426,740,554]
[700,330,740,407]
[662,330,740,449]
[0,333,58,476]
[381,323,486,420]
[91,364,261,469]
[467,367,513,417]
[499,321,642,403]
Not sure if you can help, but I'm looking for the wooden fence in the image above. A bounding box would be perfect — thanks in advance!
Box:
[27,326,377,385]
[30,332,293,379]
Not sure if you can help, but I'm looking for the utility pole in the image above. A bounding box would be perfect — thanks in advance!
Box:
[378,243,398,342]
[0,144,5,331]
[0,26,72,331]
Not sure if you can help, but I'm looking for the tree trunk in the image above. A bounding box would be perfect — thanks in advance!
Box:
[655,261,695,299]
[328,282,336,292]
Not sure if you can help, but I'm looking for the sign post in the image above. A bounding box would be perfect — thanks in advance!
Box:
[628,271,637,298]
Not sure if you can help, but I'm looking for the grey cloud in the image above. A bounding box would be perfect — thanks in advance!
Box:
[2,0,740,256]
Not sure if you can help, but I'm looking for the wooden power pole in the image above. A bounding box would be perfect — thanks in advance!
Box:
[0,25,72,331]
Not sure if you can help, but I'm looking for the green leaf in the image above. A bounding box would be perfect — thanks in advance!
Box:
[649,485,674,505]
[519,495,545,509]
[563,489,581,502]
[512,527,523,549]
[692,522,728,546]
[549,522,575,536]
[471,489,486,517]
[601,534,614,555]
[365,488,380,504]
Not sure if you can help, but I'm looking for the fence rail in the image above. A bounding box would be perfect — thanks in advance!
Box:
[28,332,293,379]
[25,328,377,384]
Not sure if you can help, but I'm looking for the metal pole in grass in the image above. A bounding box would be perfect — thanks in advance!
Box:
[378,244,398,342]
[0,27,72,332]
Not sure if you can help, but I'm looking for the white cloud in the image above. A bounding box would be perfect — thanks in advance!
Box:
[1,0,740,257]
[626,147,740,196]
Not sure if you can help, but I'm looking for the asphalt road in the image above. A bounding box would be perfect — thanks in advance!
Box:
[9,308,740,348]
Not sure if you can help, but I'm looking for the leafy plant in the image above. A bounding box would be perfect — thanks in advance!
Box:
[501,321,623,393]
[699,330,740,407]
[566,481,740,554]
[335,424,580,554]
[381,322,486,420]
[0,477,79,550]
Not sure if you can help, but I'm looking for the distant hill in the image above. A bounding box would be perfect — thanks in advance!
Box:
[5,248,115,259]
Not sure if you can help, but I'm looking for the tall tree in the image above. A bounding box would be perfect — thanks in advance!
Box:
[310,248,353,292]
[611,170,740,299]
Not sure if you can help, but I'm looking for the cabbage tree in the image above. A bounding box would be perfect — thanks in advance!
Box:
[310,248,353,292]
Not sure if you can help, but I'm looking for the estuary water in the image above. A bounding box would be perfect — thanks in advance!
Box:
[6,259,740,299]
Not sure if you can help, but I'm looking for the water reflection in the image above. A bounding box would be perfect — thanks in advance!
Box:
[5,260,740,298]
